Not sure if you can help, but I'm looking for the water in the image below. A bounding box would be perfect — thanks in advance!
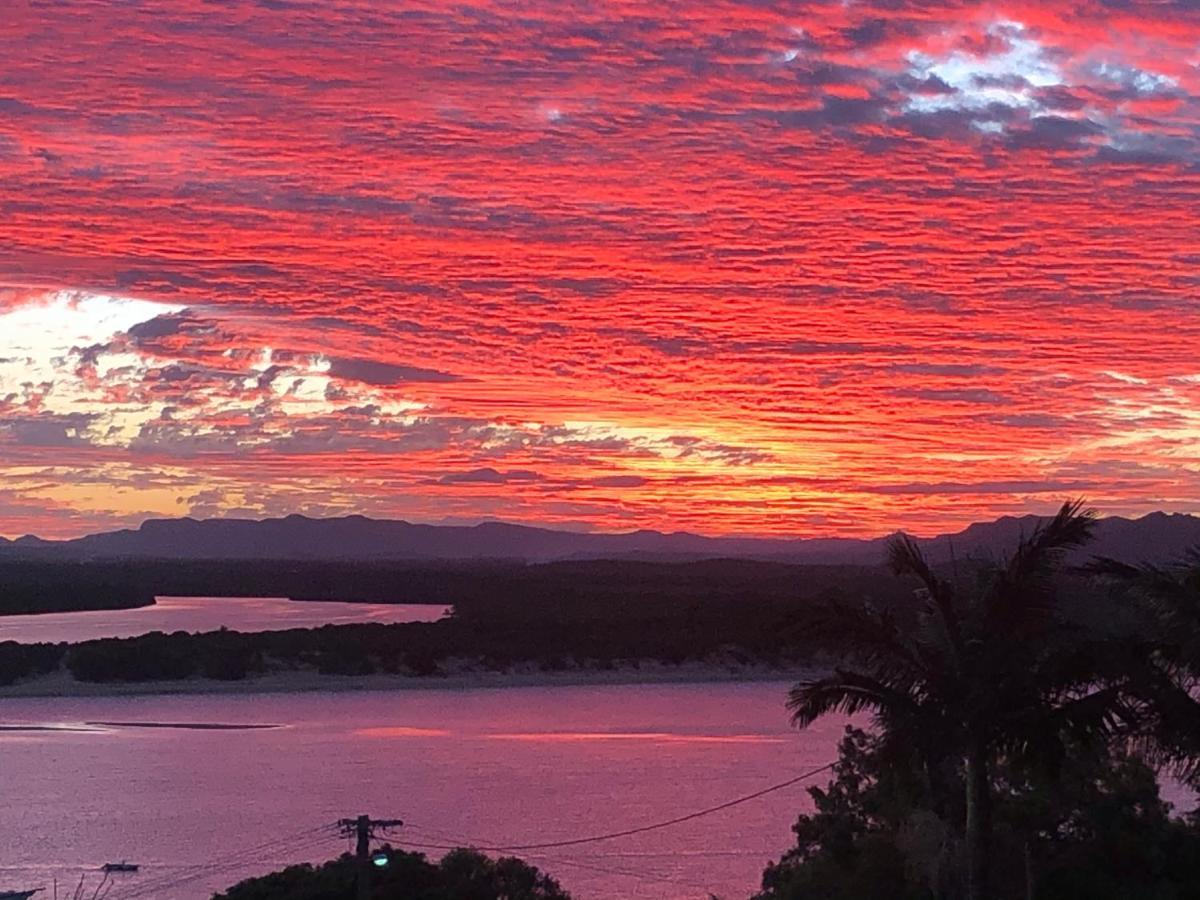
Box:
[0,597,450,644]
[0,680,843,900]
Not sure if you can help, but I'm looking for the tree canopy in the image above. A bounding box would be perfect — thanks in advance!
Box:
[756,727,1200,900]
[213,847,570,900]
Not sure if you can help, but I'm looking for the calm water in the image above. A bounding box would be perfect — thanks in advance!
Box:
[0,597,450,644]
[0,681,846,900]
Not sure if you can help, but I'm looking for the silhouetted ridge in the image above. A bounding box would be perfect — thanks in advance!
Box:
[1,511,1197,565]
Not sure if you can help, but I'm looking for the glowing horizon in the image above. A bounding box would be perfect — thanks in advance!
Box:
[3,2,1200,539]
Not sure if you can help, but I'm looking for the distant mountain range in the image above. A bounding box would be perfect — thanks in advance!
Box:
[2,512,1199,566]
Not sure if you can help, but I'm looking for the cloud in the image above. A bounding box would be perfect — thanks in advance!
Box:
[0,411,98,447]
[325,357,462,385]
[590,475,647,488]
[2,1,1200,538]
[891,388,1012,406]
[438,467,543,485]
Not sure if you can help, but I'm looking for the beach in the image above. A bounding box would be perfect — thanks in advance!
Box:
[0,661,818,699]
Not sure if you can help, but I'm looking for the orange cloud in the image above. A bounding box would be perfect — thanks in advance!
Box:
[1,1,1199,538]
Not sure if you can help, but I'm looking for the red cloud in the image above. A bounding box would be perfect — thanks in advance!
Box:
[1,1,1199,538]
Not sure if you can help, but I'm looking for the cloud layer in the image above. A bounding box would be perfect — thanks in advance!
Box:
[1,1,1199,537]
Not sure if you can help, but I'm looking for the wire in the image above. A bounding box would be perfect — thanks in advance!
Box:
[111,761,836,897]
[527,851,714,892]
[115,824,337,899]
[118,832,333,899]
[397,837,715,893]
[410,760,836,852]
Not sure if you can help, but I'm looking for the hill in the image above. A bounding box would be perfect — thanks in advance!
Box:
[2,511,1198,565]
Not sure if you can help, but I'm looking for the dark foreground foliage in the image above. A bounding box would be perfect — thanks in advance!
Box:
[212,847,570,900]
[757,728,1200,900]
[769,500,1200,900]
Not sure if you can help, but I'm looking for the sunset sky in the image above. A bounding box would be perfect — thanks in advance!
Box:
[2,0,1199,539]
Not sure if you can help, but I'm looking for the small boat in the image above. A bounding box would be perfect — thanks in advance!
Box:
[0,890,41,899]
[102,862,139,873]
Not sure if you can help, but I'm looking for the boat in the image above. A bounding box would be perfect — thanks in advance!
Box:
[101,862,139,873]
[0,890,41,899]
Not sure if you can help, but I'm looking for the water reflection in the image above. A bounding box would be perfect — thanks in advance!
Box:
[0,596,450,644]
[0,681,828,900]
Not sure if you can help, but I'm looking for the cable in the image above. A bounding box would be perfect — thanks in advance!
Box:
[118,831,333,899]
[136,829,333,888]
[115,825,337,898]
[397,837,715,893]
[526,851,714,892]
[410,760,836,852]
[112,762,835,897]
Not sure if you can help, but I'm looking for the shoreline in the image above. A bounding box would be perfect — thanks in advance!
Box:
[0,663,814,700]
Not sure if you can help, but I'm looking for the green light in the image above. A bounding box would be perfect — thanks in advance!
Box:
[371,852,389,868]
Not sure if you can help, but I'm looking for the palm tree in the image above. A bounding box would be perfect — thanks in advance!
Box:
[788,501,1129,900]
[1087,550,1200,785]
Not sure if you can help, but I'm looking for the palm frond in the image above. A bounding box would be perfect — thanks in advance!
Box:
[1007,499,1097,580]
[1114,656,1200,783]
[1083,556,1188,599]
[886,534,965,665]
[788,668,924,730]
[887,533,938,586]
[803,599,934,681]
[982,499,1096,635]
[1086,552,1200,665]
[996,681,1134,782]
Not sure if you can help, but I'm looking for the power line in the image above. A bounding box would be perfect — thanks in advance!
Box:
[115,825,337,899]
[400,826,716,893]
[410,760,836,852]
[527,850,716,893]
[110,762,835,897]
[399,837,714,892]
[116,833,331,899]
[120,831,333,898]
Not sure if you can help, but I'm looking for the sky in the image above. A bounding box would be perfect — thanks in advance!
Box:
[2,0,1200,540]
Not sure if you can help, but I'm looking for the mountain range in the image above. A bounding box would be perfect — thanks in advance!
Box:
[2,511,1199,566]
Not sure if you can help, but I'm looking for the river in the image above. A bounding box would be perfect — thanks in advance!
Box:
[0,680,842,900]
[0,596,449,644]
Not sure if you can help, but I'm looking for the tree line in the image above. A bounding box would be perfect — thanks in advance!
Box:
[0,560,915,685]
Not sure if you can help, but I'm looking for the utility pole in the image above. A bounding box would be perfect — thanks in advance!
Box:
[338,814,403,900]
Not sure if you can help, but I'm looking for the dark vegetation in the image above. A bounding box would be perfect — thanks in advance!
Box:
[0,557,915,615]
[0,560,919,685]
[756,728,1200,900]
[764,501,1200,900]
[0,559,518,615]
[213,846,570,900]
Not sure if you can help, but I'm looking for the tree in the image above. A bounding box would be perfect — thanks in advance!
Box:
[1087,550,1200,786]
[756,726,1200,900]
[756,729,938,900]
[213,847,571,900]
[787,501,1130,900]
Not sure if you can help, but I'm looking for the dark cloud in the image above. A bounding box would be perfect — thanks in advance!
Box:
[590,475,648,488]
[892,388,1012,405]
[326,357,462,385]
[870,480,1091,495]
[438,468,543,485]
[126,312,198,340]
[0,412,97,447]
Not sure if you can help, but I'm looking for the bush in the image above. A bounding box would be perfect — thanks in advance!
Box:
[0,640,65,685]
[213,847,570,900]
[67,632,198,682]
[756,728,1200,900]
